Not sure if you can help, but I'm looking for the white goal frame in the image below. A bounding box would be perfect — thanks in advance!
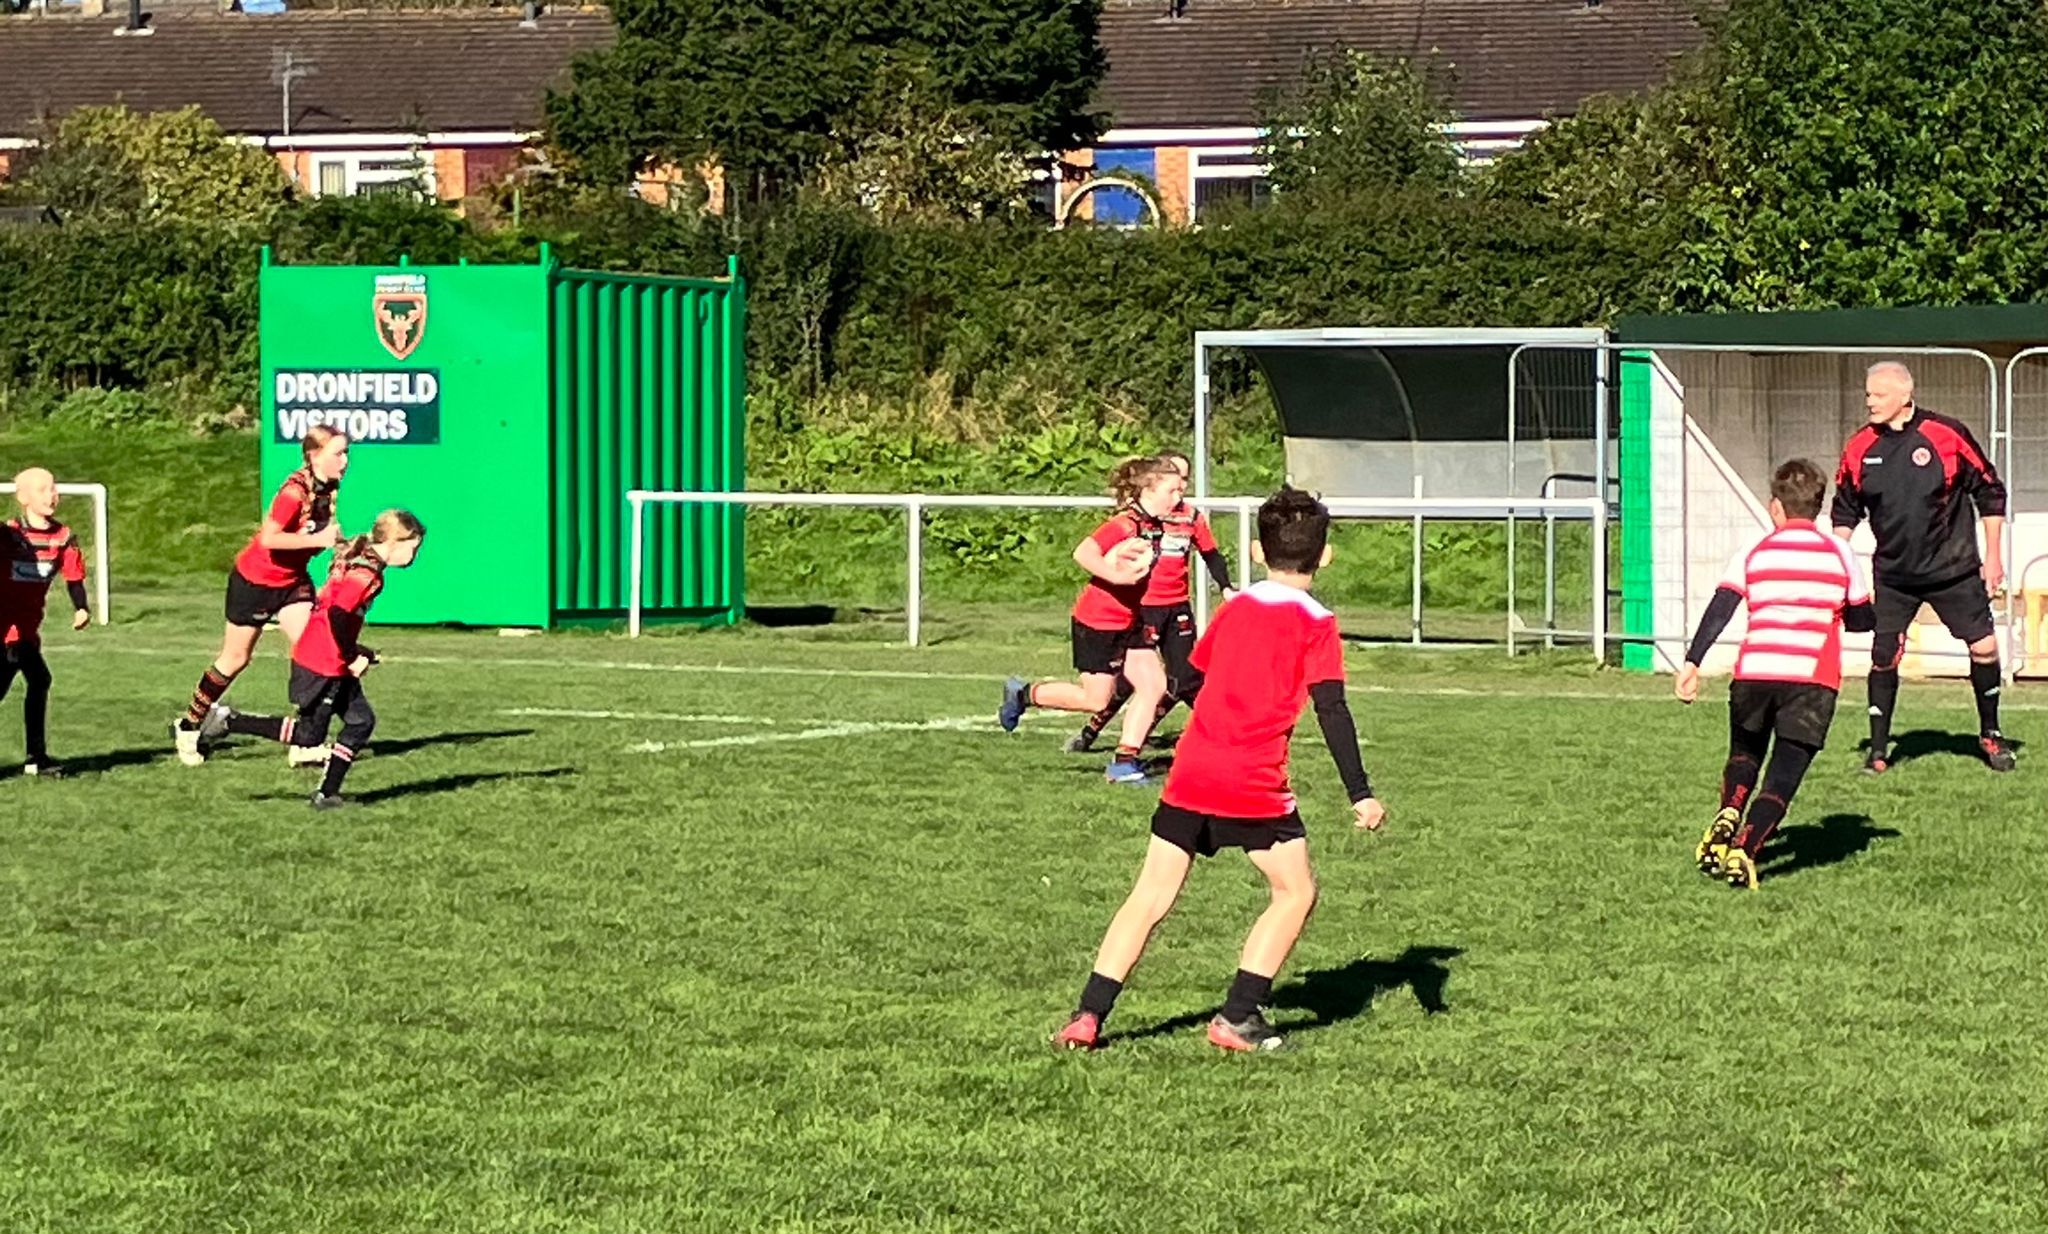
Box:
[0,480,111,624]
[625,489,1606,656]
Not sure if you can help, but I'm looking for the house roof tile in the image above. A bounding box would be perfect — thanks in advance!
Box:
[0,9,611,136]
[0,0,1704,138]
[1097,0,1706,127]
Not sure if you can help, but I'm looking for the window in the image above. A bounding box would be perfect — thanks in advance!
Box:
[308,152,437,199]
[1190,146,1272,224]
[1087,149,1157,226]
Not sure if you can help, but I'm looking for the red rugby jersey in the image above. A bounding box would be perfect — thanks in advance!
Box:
[1717,520,1870,691]
[294,555,386,678]
[1161,580,1346,819]
[1139,504,1219,607]
[1070,511,1148,632]
[234,466,339,588]
[1,517,86,645]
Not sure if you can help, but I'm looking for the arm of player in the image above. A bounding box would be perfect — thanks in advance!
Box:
[1830,454,1866,542]
[1308,680,1382,829]
[62,538,89,628]
[1199,548,1234,593]
[1953,419,2009,592]
[258,519,340,552]
[1192,515,1234,592]
[256,484,340,552]
[1677,586,1743,703]
[1073,521,1145,586]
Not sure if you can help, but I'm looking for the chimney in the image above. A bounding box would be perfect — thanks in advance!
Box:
[520,0,540,26]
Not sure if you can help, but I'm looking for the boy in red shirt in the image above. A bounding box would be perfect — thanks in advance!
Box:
[1,468,92,777]
[1054,488,1385,1054]
[215,510,424,809]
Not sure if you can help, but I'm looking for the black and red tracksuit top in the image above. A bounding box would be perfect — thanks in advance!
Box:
[1830,408,2006,588]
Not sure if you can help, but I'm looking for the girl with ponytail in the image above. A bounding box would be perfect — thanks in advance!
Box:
[999,455,1180,785]
[215,509,425,810]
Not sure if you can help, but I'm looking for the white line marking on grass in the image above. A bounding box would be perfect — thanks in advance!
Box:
[629,712,1066,753]
[500,707,774,725]
[51,644,2048,712]
[54,644,995,683]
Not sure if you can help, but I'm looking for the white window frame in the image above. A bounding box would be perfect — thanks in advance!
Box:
[308,150,437,199]
[1189,145,1272,223]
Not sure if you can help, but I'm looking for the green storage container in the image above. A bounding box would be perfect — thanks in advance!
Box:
[258,248,745,628]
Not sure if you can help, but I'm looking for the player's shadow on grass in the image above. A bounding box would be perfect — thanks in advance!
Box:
[1877,729,2023,767]
[1758,812,1899,880]
[1106,944,1464,1044]
[364,728,535,759]
[32,745,175,776]
[251,767,573,805]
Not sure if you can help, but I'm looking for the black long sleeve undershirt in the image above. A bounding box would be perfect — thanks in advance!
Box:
[1199,547,1234,592]
[1685,587,1742,666]
[1308,680,1373,803]
[65,580,88,614]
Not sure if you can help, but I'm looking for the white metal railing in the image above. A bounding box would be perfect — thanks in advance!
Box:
[0,482,111,624]
[625,490,1607,657]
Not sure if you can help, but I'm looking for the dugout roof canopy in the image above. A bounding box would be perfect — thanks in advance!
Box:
[1617,305,2048,358]
[1191,327,1611,502]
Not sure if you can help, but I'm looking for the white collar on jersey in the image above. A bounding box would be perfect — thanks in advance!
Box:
[1243,578,1334,619]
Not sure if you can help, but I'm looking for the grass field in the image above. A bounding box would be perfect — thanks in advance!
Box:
[5,591,2048,1233]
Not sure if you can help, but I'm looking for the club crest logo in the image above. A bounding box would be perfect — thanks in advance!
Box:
[372,273,428,361]
[1912,446,1933,467]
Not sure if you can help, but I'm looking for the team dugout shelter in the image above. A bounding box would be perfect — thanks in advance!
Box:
[257,246,748,629]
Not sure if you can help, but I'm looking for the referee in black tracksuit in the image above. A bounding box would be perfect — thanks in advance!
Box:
[1831,361,2015,773]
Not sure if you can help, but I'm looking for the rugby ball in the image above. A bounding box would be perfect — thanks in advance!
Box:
[1107,537,1154,584]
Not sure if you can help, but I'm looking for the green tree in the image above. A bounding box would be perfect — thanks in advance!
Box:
[1492,0,2048,310]
[1683,0,2048,308]
[811,71,1034,222]
[18,105,289,224]
[1257,50,1463,201]
[544,0,1105,208]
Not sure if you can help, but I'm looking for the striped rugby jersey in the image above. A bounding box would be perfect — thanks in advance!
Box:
[1,516,86,644]
[1717,520,1870,690]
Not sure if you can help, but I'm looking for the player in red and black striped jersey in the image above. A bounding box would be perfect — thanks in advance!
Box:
[2,468,92,777]
[999,457,1179,784]
[1068,451,1235,755]
[1831,362,2014,773]
[1054,488,1384,1055]
[215,510,424,810]
[173,427,349,768]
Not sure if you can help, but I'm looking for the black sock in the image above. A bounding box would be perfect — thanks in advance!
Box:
[1868,668,1900,756]
[1080,679,1134,745]
[318,745,355,797]
[227,713,291,742]
[1221,969,1274,1022]
[1079,971,1123,1021]
[1970,659,2003,735]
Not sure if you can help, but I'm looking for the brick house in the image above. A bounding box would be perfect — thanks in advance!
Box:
[0,6,608,202]
[1077,0,1704,225]
[0,0,1700,221]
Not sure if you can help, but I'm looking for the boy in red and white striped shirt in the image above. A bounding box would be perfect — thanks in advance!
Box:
[1677,459,1874,890]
